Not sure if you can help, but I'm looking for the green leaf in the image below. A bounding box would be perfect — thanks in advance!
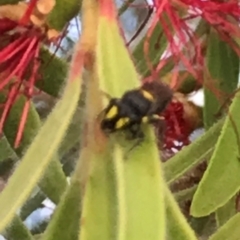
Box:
[42,78,90,239]
[2,96,41,155]
[94,10,166,240]
[2,95,67,204]
[123,129,165,240]
[42,172,82,240]
[209,213,240,240]
[37,48,68,97]
[216,196,237,227]
[81,132,166,240]
[174,185,197,203]
[38,155,68,204]
[59,86,87,157]
[191,91,240,217]
[0,77,81,232]
[189,215,216,238]
[204,28,239,129]
[0,136,15,162]
[3,216,34,240]
[47,0,82,31]
[165,186,198,240]
[97,17,140,95]
[20,190,46,220]
[79,144,117,240]
[164,118,224,184]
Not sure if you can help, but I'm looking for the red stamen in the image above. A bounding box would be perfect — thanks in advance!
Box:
[0,12,48,147]
[143,0,240,84]
[159,101,191,152]
[0,35,31,62]
[143,0,168,77]
[0,37,37,90]
[14,43,41,148]
[14,100,30,148]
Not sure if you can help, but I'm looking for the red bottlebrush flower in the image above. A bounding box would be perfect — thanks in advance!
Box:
[144,0,240,81]
[0,1,59,148]
[156,92,202,153]
[161,101,191,152]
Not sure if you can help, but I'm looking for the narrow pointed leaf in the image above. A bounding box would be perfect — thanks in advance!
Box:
[0,136,15,162]
[42,175,82,240]
[37,48,68,97]
[123,129,165,240]
[3,96,68,203]
[189,215,215,238]
[42,77,88,239]
[79,144,117,240]
[191,92,240,217]
[4,216,34,240]
[209,213,240,240]
[204,29,239,129]
[216,196,237,227]
[174,185,197,203]
[97,5,140,94]
[20,191,46,220]
[95,2,166,239]
[38,155,67,203]
[47,0,82,31]
[59,87,87,157]
[2,96,41,154]
[0,77,81,232]
[164,118,223,184]
[165,186,198,240]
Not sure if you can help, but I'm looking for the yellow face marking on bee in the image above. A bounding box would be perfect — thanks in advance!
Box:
[141,90,154,101]
[142,116,149,123]
[115,117,130,129]
[105,105,118,119]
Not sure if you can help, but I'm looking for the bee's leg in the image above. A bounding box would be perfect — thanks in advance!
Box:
[131,123,140,137]
[144,114,165,124]
[148,115,166,149]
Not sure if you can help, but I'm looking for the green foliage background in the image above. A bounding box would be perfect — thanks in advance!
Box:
[0,0,240,240]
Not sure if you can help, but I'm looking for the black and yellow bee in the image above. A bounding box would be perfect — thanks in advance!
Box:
[100,81,173,140]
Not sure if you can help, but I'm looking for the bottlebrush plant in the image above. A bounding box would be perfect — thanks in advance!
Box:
[0,0,240,239]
